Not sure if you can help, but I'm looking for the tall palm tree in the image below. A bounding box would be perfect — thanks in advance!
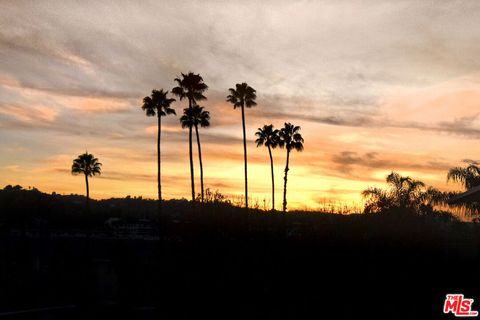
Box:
[180,105,210,203]
[447,163,480,190]
[278,123,304,212]
[255,124,279,211]
[227,82,257,209]
[172,72,208,202]
[71,152,102,210]
[141,89,176,211]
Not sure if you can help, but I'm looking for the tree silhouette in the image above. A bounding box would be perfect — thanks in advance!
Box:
[172,72,208,202]
[447,163,480,190]
[141,89,176,212]
[180,105,210,203]
[362,172,444,214]
[255,124,279,211]
[71,152,102,210]
[227,82,257,209]
[278,123,304,212]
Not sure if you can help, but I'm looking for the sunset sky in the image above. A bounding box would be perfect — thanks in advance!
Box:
[1,1,480,210]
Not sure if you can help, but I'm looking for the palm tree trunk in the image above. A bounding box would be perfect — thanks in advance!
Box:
[241,104,248,209]
[85,173,90,211]
[268,145,275,211]
[157,113,162,213]
[282,150,290,213]
[188,99,195,202]
[195,124,204,203]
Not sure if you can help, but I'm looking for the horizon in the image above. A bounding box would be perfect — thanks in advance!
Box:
[2,1,480,210]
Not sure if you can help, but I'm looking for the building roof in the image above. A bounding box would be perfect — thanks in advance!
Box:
[448,185,480,204]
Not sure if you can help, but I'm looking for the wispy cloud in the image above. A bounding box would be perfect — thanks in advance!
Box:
[330,151,452,174]
[0,103,58,125]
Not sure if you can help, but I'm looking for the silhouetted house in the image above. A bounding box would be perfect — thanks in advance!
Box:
[448,185,480,205]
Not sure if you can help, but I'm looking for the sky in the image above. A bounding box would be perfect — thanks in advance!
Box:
[1,0,480,210]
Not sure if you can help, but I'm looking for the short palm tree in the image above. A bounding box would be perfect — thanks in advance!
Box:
[447,163,480,190]
[71,152,102,210]
[255,124,279,211]
[362,172,445,214]
[227,82,257,209]
[172,72,208,202]
[180,105,210,203]
[141,89,176,211]
[278,123,304,212]
[447,163,480,215]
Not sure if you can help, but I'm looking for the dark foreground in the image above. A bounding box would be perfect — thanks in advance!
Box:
[1,211,479,320]
[0,186,478,319]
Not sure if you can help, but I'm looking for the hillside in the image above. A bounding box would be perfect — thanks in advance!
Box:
[0,185,479,319]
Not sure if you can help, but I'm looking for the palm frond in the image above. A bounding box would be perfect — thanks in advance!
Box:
[279,122,304,152]
[172,72,208,104]
[142,89,176,118]
[227,83,256,109]
[71,152,102,177]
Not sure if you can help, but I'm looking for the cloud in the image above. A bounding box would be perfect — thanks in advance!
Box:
[257,104,480,140]
[97,171,153,182]
[2,1,480,103]
[330,151,452,177]
[435,114,480,139]
[462,159,480,165]
[0,102,58,124]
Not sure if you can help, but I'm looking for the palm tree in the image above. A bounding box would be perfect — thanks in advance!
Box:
[384,172,426,209]
[227,83,257,209]
[447,163,480,190]
[172,72,208,202]
[255,124,279,211]
[278,123,304,212]
[362,172,445,214]
[180,105,210,203]
[141,89,176,211]
[71,152,102,210]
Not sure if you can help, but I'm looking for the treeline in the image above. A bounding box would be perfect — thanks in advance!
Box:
[0,185,244,230]
[0,183,463,232]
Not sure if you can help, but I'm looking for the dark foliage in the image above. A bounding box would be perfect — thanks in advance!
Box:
[0,185,479,319]
[362,172,449,217]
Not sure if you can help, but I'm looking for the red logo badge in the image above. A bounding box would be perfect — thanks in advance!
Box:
[444,294,478,317]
